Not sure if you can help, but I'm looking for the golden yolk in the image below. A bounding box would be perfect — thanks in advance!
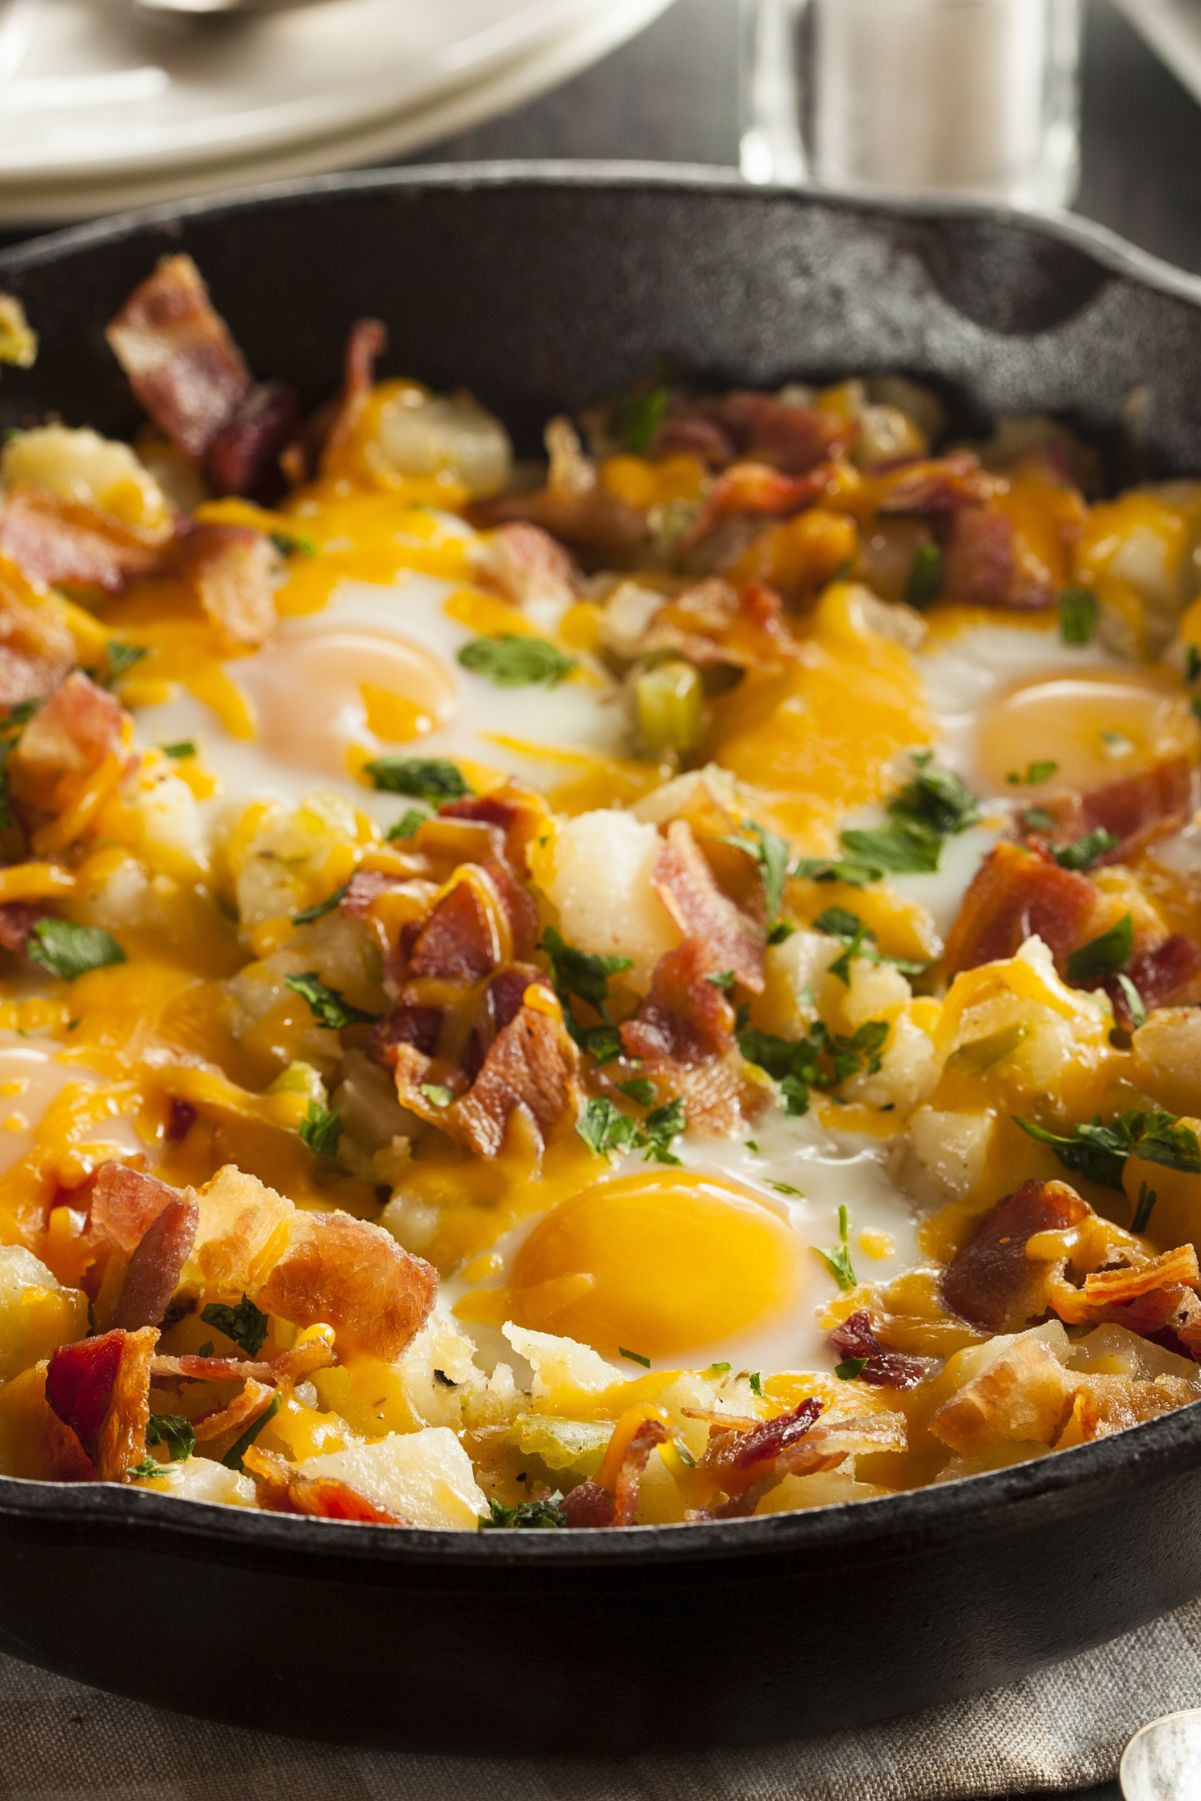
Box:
[240,625,457,774]
[506,1171,801,1360]
[975,668,1199,794]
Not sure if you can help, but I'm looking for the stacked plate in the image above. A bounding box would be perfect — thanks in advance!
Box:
[0,0,675,225]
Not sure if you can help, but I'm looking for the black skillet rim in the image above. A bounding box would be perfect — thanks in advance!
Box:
[1,160,1200,1572]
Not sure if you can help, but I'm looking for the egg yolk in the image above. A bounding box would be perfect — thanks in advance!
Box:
[975,668,1199,794]
[240,624,457,776]
[507,1172,801,1361]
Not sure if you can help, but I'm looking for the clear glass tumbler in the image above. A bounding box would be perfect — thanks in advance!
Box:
[740,0,1082,211]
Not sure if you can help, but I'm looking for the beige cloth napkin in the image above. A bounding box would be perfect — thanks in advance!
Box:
[5,1597,1200,1800]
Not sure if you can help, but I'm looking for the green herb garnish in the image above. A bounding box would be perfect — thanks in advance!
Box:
[420,1083,456,1108]
[1131,1181,1159,1234]
[1065,912,1133,986]
[105,641,149,683]
[835,1357,868,1381]
[269,531,318,558]
[126,1457,163,1480]
[1007,760,1059,786]
[480,1494,567,1530]
[291,882,349,926]
[1058,585,1098,646]
[540,926,632,1014]
[26,920,125,982]
[1052,828,1118,871]
[386,806,431,841]
[222,1393,282,1471]
[718,818,791,928]
[817,1203,857,1292]
[200,1293,270,1358]
[903,543,944,610]
[611,385,668,453]
[619,1347,652,1368]
[1115,972,1147,1029]
[146,1414,195,1462]
[299,1101,342,1158]
[363,755,470,803]
[458,634,576,689]
[161,740,196,760]
[284,971,378,1029]
[1015,1108,1201,1192]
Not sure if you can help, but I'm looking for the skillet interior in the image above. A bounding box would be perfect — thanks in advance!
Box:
[0,166,1200,1752]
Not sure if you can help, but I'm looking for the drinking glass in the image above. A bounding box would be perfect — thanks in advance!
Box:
[740,0,1082,210]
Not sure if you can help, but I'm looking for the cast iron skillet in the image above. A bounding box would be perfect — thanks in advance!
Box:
[1,166,1201,1756]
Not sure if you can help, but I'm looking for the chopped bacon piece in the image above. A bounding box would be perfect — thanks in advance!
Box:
[318,318,387,471]
[113,1194,197,1332]
[407,861,537,983]
[1115,934,1201,1024]
[44,1325,157,1480]
[655,394,853,475]
[438,781,553,871]
[204,380,301,503]
[941,1179,1091,1334]
[337,869,405,920]
[942,841,1097,976]
[939,504,1056,611]
[651,819,766,992]
[561,1418,668,1529]
[472,419,647,563]
[699,1398,823,1498]
[105,255,250,459]
[635,576,800,672]
[244,1446,408,1524]
[88,1161,180,1255]
[151,1332,335,1390]
[1050,1245,1201,1337]
[372,999,443,1063]
[1034,757,1195,866]
[0,483,164,593]
[450,995,579,1158]
[171,522,279,650]
[167,1098,197,1142]
[0,572,76,705]
[256,1208,436,1361]
[873,450,993,514]
[192,1376,275,1445]
[560,1480,616,1528]
[471,522,578,608]
[11,670,126,787]
[828,1311,934,1390]
[681,464,834,550]
[0,902,42,954]
[622,938,734,1066]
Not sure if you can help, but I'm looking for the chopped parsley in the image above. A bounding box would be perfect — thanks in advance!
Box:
[705,969,735,989]
[769,1181,802,1196]
[1015,1108,1201,1192]
[617,1076,657,1106]
[817,1203,857,1292]
[291,881,349,925]
[835,1357,868,1381]
[299,1101,342,1158]
[1065,912,1133,986]
[222,1393,282,1471]
[284,971,379,1029]
[420,1082,456,1108]
[269,530,318,558]
[1052,828,1118,872]
[480,1494,567,1529]
[386,806,431,841]
[104,641,149,684]
[540,927,632,1014]
[838,820,942,876]
[1022,807,1055,833]
[200,1293,270,1358]
[619,1347,652,1368]
[611,385,668,454]
[903,542,944,611]
[1058,585,1098,646]
[576,1023,623,1065]
[1116,972,1147,1029]
[161,740,197,760]
[718,818,791,929]
[706,1361,732,1377]
[1131,1180,1159,1234]
[126,1457,162,1481]
[1188,644,1201,684]
[814,906,927,986]
[576,1094,686,1165]
[888,752,979,837]
[747,1371,765,1398]
[791,855,877,890]
[363,755,471,803]
[26,920,125,982]
[146,1414,195,1462]
[1102,730,1134,758]
[458,634,576,689]
[1007,759,1059,786]
[739,1018,889,1115]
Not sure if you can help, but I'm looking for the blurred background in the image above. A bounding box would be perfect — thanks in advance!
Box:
[0,0,1199,273]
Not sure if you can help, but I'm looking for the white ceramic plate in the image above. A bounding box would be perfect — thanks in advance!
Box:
[0,0,669,186]
[1111,0,1201,109]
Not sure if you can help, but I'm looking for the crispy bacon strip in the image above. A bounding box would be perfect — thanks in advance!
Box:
[438,782,553,872]
[244,1446,408,1524]
[191,1376,275,1445]
[1050,1245,1201,1334]
[473,419,647,563]
[1032,758,1195,865]
[635,577,800,672]
[338,868,404,918]
[622,938,735,1067]
[0,572,76,705]
[11,670,126,787]
[205,380,301,503]
[171,523,279,650]
[113,1193,197,1332]
[0,902,43,954]
[698,1398,824,1498]
[941,1179,1091,1334]
[942,841,1097,976]
[448,994,580,1158]
[88,1161,180,1255]
[106,255,250,459]
[256,1209,436,1361]
[470,522,578,608]
[0,483,164,593]
[561,1418,669,1529]
[681,465,834,551]
[151,1330,336,1389]
[318,318,387,471]
[872,450,993,515]
[651,819,766,993]
[44,1326,157,1480]
[939,504,1057,611]
[1117,934,1201,1023]
[828,1310,934,1390]
[655,394,853,475]
[407,861,537,983]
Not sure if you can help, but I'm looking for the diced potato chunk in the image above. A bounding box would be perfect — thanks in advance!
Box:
[0,1245,88,1382]
[297,1426,486,1529]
